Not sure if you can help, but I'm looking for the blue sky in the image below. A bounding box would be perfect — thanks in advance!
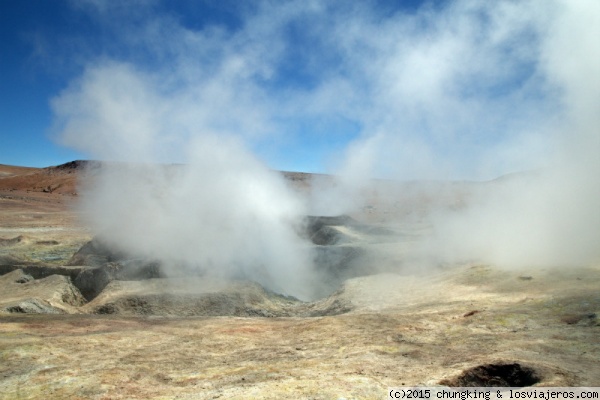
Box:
[1,1,81,166]
[0,0,596,180]
[0,0,424,170]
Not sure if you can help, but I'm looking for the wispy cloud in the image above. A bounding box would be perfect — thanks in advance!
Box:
[52,1,573,177]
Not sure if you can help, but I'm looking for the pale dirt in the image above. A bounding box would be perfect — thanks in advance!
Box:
[0,164,599,399]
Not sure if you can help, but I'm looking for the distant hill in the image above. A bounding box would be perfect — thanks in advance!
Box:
[0,161,91,195]
[1,161,515,219]
[0,160,324,196]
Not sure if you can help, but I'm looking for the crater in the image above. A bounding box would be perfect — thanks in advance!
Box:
[440,363,540,387]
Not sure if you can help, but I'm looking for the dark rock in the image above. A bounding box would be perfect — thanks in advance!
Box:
[73,260,164,301]
[0,264,85,280]
[74,266,114,301]
[66,238,128,267]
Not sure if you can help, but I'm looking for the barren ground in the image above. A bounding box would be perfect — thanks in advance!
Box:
[0,163,598,399]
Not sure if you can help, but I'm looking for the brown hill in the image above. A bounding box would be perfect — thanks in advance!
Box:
[0,161,87,195]
[0,161,315,197]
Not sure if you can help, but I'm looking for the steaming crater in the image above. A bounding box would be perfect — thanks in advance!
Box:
[62,212,415,312]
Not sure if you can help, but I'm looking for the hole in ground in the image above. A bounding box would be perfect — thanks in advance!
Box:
[440,363,540,387]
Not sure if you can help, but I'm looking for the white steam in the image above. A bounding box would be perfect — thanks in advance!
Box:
[425,0,600,268]
[51,0,599,298]
[77,140,313,298]
[51,64,315,299]
[315,0,600,268]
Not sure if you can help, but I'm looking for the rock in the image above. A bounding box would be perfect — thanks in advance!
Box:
[15,274,34,284]
[73,260,164,301]
[0,270,85,314]
[66,238,128,267]
[4,298,65,314]
[0,264,86,281]
[68,238,166,301]
[73,265,114,301]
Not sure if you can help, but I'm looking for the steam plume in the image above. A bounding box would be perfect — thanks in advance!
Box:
[51,0,599,299]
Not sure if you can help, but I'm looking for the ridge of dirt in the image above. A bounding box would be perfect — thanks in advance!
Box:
[80,278,353,318]
[0,269,86,314]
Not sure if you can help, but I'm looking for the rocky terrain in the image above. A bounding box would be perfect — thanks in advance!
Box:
[0,162,598,399]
